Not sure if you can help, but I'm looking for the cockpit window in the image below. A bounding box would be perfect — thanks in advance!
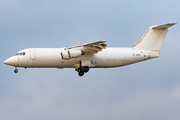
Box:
[15,52,26,56]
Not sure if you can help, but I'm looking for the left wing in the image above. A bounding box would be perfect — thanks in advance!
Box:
[67,40,107,53]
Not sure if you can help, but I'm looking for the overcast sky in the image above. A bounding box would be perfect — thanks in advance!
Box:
[1,0,180,120]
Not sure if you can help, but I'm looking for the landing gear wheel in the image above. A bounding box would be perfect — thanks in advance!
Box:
[78,70,84,76]
[77,61,89,76]
[14,69,18,73]
[83,66,89,73]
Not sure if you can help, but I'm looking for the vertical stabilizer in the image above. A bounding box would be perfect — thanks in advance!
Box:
[132,23,176,51]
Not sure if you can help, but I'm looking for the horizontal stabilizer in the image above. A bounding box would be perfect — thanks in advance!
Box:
[152,23,177,29]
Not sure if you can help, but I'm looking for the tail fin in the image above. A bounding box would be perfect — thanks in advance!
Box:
[132,23,176,51]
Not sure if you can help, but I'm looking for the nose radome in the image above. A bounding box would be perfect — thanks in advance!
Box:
[3,56,17,66]
[4,59,8,64]
[4,59,11,65]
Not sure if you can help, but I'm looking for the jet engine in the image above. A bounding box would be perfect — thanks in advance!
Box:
[61,49,85,60]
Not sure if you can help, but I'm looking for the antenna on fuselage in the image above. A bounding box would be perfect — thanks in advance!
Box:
[64,46,68,50]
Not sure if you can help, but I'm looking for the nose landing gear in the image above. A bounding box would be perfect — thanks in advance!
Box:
[14,67,18,73]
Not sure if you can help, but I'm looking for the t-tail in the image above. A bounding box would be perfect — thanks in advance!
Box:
[132,23,176,52]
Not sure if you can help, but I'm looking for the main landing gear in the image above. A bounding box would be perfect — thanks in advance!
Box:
[76,61,89,77]
[14,67,18,73]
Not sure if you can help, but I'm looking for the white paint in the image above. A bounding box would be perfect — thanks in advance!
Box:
[3,23,176,76]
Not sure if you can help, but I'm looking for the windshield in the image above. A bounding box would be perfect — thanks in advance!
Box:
[15,52,26,56]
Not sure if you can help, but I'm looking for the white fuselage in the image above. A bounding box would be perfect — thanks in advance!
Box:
[3,23,176,76]
[4,48,159,69]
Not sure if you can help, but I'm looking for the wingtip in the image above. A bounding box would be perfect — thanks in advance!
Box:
[99,40,107,42]
[168,23,177,26]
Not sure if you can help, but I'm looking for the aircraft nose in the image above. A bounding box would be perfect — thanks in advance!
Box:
[4,56,18,66]
[4,59,11,65]
[4,59,8,64]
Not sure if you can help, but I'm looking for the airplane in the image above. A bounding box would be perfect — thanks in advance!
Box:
[4,23,176,76]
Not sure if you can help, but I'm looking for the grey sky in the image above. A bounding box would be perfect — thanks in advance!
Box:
[1,0,180,120]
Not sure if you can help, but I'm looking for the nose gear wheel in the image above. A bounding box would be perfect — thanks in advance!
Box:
[14,68,18,73]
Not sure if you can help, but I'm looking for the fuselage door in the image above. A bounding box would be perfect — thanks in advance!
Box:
[30,49,36,60]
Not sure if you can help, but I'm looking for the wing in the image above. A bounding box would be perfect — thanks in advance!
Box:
[67,40,107,53]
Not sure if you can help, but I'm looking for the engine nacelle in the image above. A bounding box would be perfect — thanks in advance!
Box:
[61,49,85,60]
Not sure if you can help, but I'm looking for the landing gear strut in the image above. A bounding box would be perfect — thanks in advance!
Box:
[77,61,89,76]
[14,67,18,73]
